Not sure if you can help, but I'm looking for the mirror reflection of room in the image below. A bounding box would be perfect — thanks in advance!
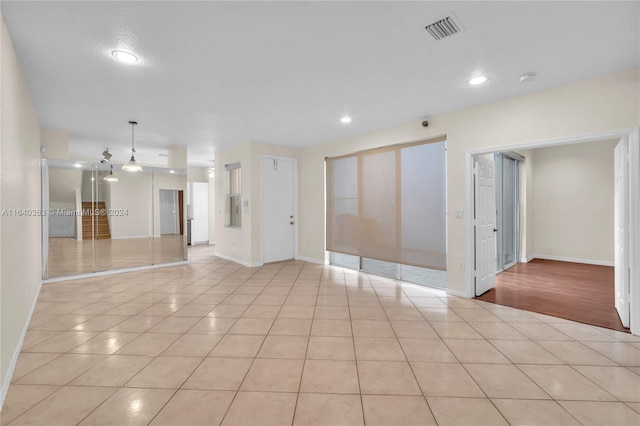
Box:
[153,170,187,265]
[44,159,187,279]
[45,160,93,278]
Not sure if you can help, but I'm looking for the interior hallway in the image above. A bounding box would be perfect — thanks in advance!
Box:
[3,246,640,425]
[478,259,626,332]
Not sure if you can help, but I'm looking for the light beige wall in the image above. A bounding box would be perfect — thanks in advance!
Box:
[532,139,618,264]
[187,167,208,183]
[168,145,187,170]
[1,17,43,401]
[48,168,82,204]
[298,67,639,295]
[41,128,69,159]
[109,171,150,239]
[215,142,253,264]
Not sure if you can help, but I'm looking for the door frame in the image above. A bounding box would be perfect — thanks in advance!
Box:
[465,127,640,334]
[261,154,298,264]
[615,137,630,327]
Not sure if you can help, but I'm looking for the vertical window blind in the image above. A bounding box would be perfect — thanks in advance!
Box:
[226,163,242,227]
[326,136,446,270]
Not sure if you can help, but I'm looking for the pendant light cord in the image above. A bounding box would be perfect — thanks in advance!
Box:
[131,122,136,153]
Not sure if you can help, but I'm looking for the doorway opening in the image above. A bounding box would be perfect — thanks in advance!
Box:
[467,129,640,334]
[159,189,183,235]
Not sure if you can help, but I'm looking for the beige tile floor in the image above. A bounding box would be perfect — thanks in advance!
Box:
[3,245,640,425]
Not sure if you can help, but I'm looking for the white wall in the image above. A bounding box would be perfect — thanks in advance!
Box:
[208,173,215,244]
[298,67,640,295]
[187,166,216,244]
[532,139,618,264]
[1,16,43,404]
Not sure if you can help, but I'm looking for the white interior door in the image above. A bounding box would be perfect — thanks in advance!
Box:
[159,189,178,235]
[474,156,497,296]
[614,137,630,328]
[192,182,209,243]
[263,156,295,263]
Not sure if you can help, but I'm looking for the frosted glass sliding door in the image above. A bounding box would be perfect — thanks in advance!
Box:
[326,136,446,271]
[495,154,520,272]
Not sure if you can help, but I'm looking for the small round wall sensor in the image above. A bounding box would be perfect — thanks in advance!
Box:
[519,72,536,83]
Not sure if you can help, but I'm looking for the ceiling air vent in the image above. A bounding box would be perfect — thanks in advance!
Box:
[425,14,463,41]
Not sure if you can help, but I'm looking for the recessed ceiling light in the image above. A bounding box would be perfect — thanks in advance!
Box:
[340,116,352,124]
[468,75,488,85]
[112,50,138,64]
[169,170,175,174]
[74,163,82,168]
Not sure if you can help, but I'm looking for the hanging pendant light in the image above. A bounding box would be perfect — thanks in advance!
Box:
[103,164,119,182]
[122,120,143,172]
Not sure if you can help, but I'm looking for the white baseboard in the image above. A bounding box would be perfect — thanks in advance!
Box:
[533,254,614,267]
[213,252,263,268]
[111,235,150,240]
[295,255,329,265]
[42,260,189,284]
[520,254,536,263]
[1,280,43,409]
[447,288,469,298]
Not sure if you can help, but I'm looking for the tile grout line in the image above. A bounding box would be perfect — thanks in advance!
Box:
[9,249,640,425]
[218,261,302,426]
[346,268,368,425]
[291,263,322,426]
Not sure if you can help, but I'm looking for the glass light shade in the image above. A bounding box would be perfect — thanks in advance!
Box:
[103,173,119,182]
[122,156,143,172]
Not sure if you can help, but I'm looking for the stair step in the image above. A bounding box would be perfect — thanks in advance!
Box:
[80,201,111,240]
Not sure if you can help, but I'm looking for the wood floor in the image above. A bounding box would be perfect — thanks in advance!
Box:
[46,235,186,279]
[476,259,628,332]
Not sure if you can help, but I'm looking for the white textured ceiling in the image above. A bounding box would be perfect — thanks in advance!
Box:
[2,1,639,167]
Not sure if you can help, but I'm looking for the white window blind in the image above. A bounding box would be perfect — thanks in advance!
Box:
[326,136,446,270]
